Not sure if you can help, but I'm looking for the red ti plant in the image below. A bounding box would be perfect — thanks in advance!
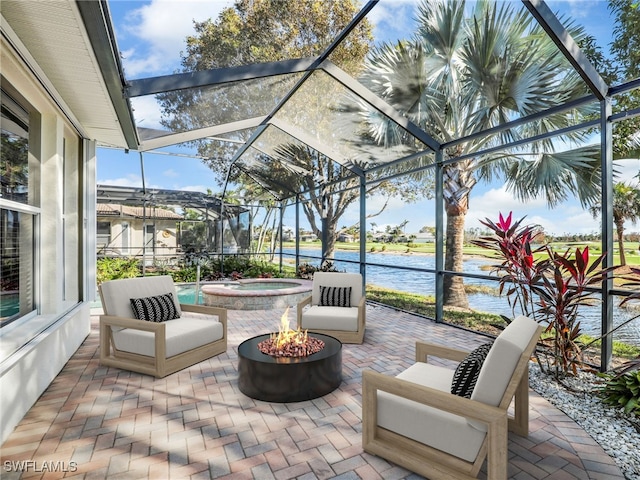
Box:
[471,212,548,320]
[534,245,611,376]
[472,212,613,376]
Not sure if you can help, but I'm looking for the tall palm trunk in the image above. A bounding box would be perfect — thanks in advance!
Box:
[442,162,475,308]
[615,219,627,266]
[444,204,469,308]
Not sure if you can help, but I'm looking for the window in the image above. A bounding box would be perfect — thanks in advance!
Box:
[1,89,36,326]
[97,221,111,251]
[1,92,29,204]
[121,221,130,255]
[145,224,155,250]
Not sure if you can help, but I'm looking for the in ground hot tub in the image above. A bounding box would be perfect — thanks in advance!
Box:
[201,278,312,310]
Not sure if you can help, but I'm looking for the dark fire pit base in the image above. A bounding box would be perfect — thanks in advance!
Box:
[237,333,342,402]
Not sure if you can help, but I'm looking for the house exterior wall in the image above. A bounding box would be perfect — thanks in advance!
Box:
[0,33,92,443]
[97,216,180,261]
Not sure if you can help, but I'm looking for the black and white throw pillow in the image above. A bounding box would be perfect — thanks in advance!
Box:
[450,342,493,398]
[130,293,180,322]
[319,285,352,307]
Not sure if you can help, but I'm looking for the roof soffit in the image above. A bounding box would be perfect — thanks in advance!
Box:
[1,0,136,148]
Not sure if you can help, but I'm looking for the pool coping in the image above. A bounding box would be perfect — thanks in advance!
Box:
[200,278,312,297]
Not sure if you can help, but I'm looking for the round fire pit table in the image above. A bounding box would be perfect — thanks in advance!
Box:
[237,333,342,402]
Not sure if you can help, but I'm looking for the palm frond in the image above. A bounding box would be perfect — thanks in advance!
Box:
[504,145,601,207]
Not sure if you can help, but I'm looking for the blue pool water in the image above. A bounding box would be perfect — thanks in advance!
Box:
[175,284,204,305]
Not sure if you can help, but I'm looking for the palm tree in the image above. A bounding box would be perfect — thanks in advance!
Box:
[590,182,640,266]
[358,0,600,307]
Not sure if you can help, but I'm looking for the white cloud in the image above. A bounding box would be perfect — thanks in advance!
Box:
[466,185,601,236]
[129,96,165,130]
[97,174,143,187]
[368,0,419,45]
[119,0,234,77]
[163,168,179,178]
[98,174,169,192]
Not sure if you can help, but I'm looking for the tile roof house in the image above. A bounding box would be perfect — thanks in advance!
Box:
[96,204,183,260]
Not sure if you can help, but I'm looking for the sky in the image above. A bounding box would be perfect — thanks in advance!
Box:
[97,0,640,236]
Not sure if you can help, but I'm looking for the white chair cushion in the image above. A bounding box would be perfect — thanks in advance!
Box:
[468,315,539,431]
[301,305,359,331]
[377,362,487,463]
[311,272,362,306]
[112,314,223,358]
[100,275,181,318]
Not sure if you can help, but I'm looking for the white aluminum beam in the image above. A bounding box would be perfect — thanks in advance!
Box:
[138,116,265,151]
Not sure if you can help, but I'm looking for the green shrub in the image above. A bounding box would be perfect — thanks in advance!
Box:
[96,257,140,284]
[296,261,342,279]
[243,261,282,278]
[599,370,640,415]
[168,267,198,283]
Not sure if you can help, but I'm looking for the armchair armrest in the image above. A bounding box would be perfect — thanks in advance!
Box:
[415,341,469,363]
[357,295,366,313]
[296,295,312,328]
[180,303,227,332]
[363,370,506,424]
[99,314,167,372]
[362,370,508,480]
[100,314,165,332]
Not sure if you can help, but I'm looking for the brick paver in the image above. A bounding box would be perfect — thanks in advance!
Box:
[0,304,625,479]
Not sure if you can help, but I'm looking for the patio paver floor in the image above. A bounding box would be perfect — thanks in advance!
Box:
[0,304,626,479]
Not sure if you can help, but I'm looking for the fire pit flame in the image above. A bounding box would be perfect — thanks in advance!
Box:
[258,308,324,357]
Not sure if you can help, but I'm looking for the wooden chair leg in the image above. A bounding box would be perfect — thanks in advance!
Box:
[508,369,530,437]
[487,414,509,480]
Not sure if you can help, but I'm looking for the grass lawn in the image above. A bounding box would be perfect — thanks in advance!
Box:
[283,240,640,266]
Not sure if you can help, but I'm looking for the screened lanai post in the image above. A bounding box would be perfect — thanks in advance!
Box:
[600,97,614,371]
[219,158,236,276]
[435,150,444,323]
[321,190,329,264]
[219,199,226,275]
[279,200,284,274]
[360,175,366,288]
[295,195,300,274]
[140,151,147,276]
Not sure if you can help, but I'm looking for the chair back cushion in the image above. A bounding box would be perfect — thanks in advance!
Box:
[468,315,539,430]
[100,275,181,319]
[471,315,539,405]
[311,272,362,306]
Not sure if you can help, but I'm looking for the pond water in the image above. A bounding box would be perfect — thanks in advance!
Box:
[279,248,640,347]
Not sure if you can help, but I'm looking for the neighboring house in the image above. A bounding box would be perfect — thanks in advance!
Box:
[372,233,392,243]
[299,232,318,242]
[410,232,435,243]
[97,204,183,261]
[337,232,355,243]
